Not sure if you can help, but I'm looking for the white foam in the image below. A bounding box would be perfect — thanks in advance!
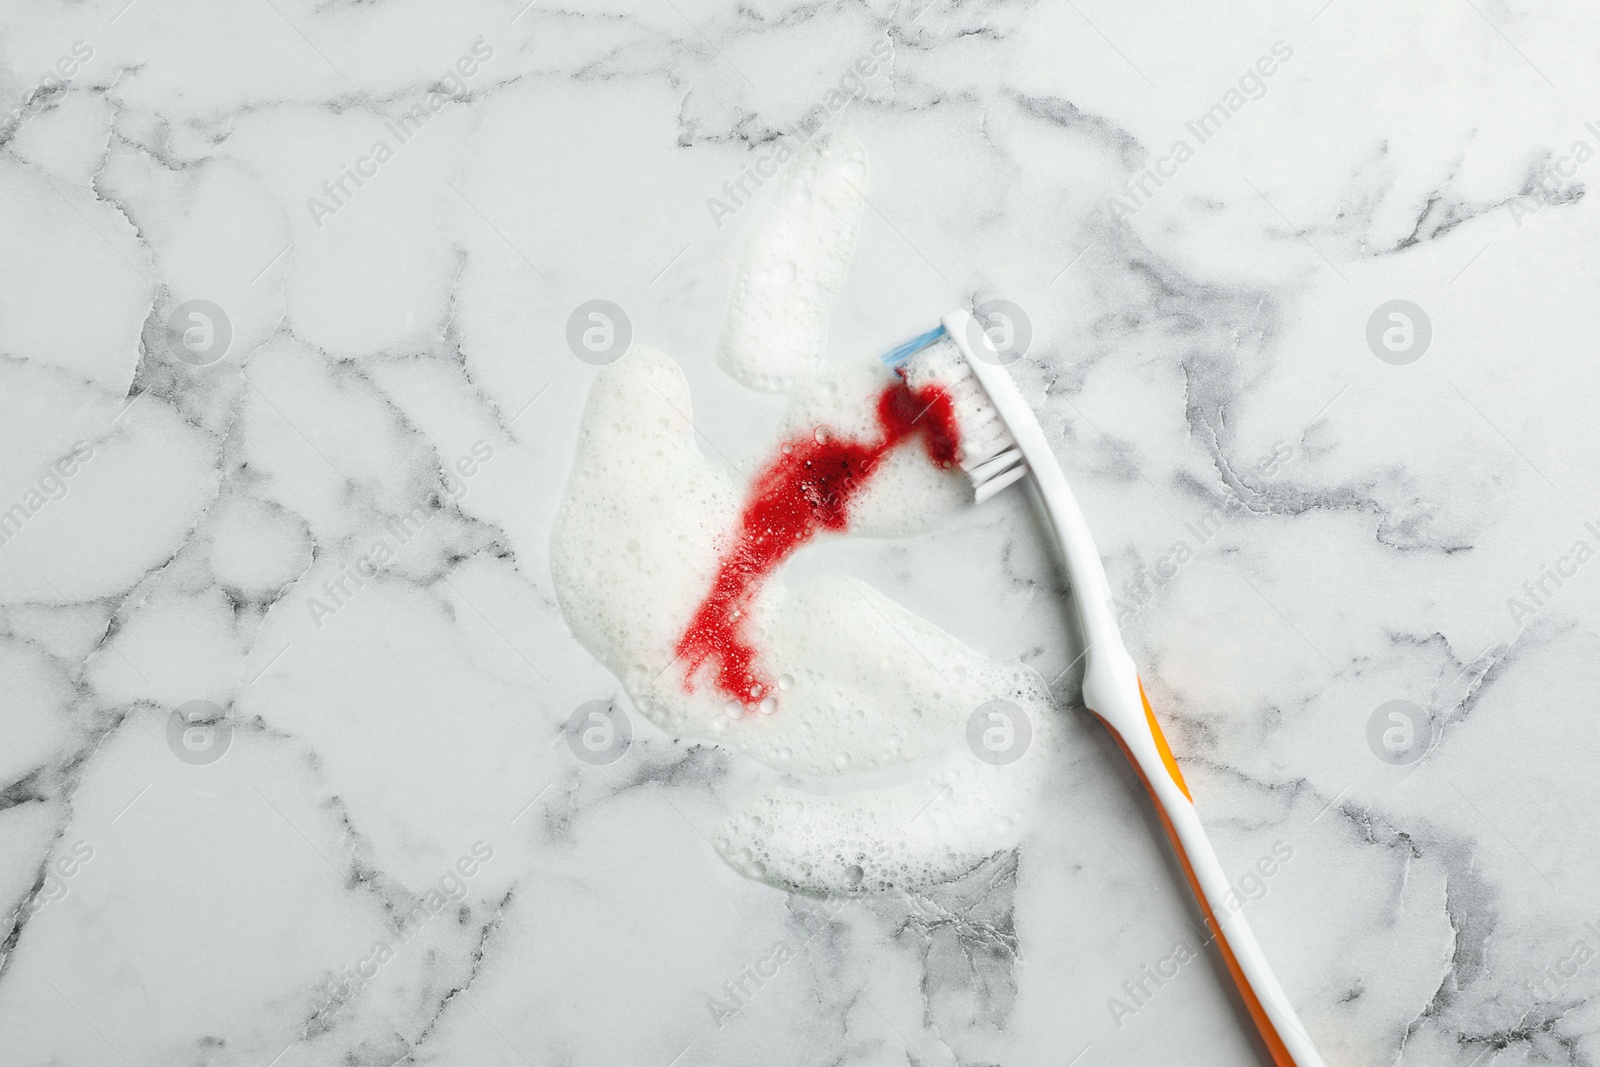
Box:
[550,135,1057,895]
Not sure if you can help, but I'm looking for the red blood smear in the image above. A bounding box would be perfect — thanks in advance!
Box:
[675,378,962,707]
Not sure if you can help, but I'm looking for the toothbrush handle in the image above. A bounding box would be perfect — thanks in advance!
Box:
[1093,682,1323,1067]
[940,307,1323,1063]
[1020,424,1322,1063]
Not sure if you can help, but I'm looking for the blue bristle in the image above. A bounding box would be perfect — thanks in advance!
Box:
[878,324,946,368]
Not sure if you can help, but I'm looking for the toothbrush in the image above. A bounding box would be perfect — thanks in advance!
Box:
[885,309,1324,1067]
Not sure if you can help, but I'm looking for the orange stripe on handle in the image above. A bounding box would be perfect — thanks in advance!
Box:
[1092,705,1296,1067]
[1138,679,1190,801]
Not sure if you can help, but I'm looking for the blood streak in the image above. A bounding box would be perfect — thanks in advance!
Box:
[676,377,963,709]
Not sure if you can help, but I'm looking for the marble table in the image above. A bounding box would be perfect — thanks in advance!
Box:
[1,0,1597,1063]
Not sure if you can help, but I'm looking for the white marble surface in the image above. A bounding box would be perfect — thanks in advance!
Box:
[2,0,1599,1064]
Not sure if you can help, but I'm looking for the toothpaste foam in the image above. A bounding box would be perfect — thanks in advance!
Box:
[550,135,1056,895]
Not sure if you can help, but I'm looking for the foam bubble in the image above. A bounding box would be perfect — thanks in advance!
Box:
[550,136,1057,895]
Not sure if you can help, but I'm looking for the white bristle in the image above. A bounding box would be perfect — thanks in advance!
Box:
[967,447,1023,485]
[899,337,1025,498]
[974,462,1028,503]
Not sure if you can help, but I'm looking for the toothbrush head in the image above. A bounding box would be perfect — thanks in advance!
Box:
[881,317,1028,503]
